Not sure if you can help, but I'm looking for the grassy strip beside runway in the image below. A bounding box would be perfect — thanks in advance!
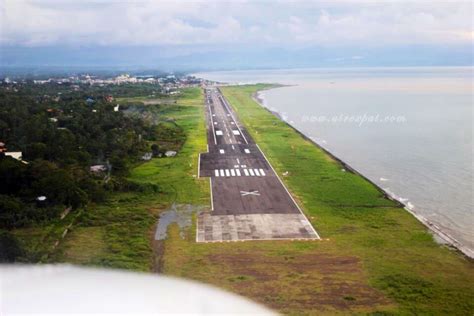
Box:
[217,84,473,315]
[54,88,209,271]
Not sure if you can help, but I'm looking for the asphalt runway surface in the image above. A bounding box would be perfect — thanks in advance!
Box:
[197,87,319,242]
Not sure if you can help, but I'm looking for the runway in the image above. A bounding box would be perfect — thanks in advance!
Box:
[197,87,319,242]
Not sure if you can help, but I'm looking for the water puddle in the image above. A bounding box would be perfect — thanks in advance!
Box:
[154,204,206,240]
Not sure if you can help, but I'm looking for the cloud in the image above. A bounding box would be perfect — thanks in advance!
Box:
[0,0,472,47]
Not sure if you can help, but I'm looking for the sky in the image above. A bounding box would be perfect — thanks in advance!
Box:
[0,0,473,71]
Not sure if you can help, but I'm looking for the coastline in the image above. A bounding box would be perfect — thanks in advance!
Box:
[252,86,473,259]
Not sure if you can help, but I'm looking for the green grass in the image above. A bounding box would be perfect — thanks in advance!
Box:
[214,84,474,314]
[54,87,209,271]
[51,84,473,315]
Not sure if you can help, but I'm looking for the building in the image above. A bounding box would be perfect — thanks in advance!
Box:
[90,165,107,173]
[5,151,28,164]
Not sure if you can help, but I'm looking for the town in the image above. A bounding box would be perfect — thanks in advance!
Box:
[2,73,210,95]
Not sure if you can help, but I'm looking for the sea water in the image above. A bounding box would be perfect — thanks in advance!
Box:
[195,67,473,256]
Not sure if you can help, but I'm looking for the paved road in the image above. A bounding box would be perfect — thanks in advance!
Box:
[197,87,319,242]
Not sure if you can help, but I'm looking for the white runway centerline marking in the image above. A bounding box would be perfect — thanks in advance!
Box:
[219,149,225,154]
[216,130,223,136]
[243,169,249,176]
[232,130,240,135]
[244,149,250,154]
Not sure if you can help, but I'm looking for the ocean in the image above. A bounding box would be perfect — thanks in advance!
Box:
[195,67,473,256]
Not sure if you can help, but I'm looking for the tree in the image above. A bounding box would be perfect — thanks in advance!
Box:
[0,195,24,228]
[24,142,47,160]
[0,156,27,195]
[0,230,24,262]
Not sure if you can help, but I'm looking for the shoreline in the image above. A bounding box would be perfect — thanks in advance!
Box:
[252,86,473,259]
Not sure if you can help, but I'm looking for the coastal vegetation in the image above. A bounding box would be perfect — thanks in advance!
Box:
[2,81,472,314]
[52,87,209,271]
[0,82,201,264]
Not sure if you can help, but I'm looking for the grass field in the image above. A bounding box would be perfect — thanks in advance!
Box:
[54,87,209,271]
[53,85,473,315]
[159,85,473,315]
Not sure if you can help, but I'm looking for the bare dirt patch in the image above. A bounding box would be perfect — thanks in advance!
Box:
[206,251,393,313]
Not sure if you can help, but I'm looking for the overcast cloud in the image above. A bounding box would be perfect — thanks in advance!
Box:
[1,0,473,47]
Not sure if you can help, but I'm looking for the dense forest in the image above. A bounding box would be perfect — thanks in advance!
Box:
[0,81,183,261]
